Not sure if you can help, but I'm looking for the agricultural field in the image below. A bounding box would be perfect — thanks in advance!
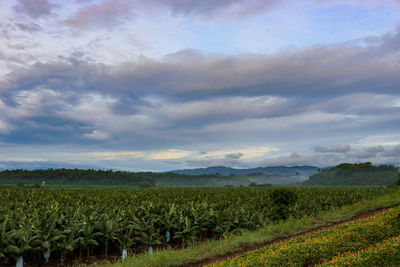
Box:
[0,186,395,266]
[210,205,400,267]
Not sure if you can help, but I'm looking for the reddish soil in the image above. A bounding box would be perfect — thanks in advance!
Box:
[183,204,400,267]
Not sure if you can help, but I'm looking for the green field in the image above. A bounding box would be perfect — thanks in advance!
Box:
[211,205,400,266]
[0,186,396,266]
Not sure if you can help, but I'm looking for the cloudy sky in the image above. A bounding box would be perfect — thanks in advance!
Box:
[0,0,400,171]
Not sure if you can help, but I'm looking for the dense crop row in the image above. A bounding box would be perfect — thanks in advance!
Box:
[321,234,400,266]
[0,187,390,265]
[211,206,400,266]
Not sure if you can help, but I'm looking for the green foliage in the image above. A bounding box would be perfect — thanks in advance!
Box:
[270,188,298,206]
[0,168,157,187]
[0,187,391,265]
[321,234,400,266]
[394,173,400,186]
[99,188,400,267]
[212,206,400,267]
[248,182,272,187]
[305,162,399,186]
[269,188,298,220]
[0,168,314,188]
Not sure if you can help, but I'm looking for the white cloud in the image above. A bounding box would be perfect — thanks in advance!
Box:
[356,134,400,147]
[202,147,278,159]
[0,120,12,134]
[84,130,109,140]
[83,149,194,160]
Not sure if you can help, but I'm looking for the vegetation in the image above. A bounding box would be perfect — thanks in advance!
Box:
[394,173,400,186]
[0,187,392,265]
[211,205,400,266]
[0,169,156,188]
[321,235,400,266]
[269,188,298,220]
[0,168,306,188]
[103,187,400,267]
[171,166,318,176]
[304,162,399,186]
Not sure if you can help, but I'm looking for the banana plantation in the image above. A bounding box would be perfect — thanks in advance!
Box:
[0,187,390,266]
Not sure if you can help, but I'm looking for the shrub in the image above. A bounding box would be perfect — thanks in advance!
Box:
[270,188,298,207]
[395,173,400,186]
[270,188,298,220]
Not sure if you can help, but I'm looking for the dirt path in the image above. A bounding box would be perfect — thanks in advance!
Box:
[184,204,400,267]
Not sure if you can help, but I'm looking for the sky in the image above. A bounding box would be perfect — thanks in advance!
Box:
[0,0,400,171]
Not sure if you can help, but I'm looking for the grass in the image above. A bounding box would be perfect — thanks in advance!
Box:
[98,187,400,267]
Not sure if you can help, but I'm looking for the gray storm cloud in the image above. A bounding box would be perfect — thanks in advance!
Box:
[348,146,385,159]
[225,153,244,159]
[257,145,400,167]
[0,27,400,151]
[1,0,400,170]
[382,145,400,157]
[4,25,400,101]
[14,0,57,19]
[62,0,281,29]
[312,145,351,153]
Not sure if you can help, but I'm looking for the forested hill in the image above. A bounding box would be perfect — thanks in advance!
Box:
[304,162,399,186]
[0,168,310,188]
[0,169,156,187]
[171,166,318,176]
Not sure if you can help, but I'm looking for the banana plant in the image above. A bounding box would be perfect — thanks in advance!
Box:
[56,227,79,266]
[7,220,40,267]
[160,204,178,243]
[211,211,232,238]
[0,215,9,260]
[191,205,212,240]
[77,221,102,260]
[135,230,161,254]
[131,216,161,254]
[117,228,135,260]
[37,224,62,263]
[35,208,64,264]
[101,216,122,259]
[0,215,15,263]
[173,216,199,247]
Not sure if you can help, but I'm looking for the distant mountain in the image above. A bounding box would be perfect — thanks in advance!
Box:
[170,166,319,176]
